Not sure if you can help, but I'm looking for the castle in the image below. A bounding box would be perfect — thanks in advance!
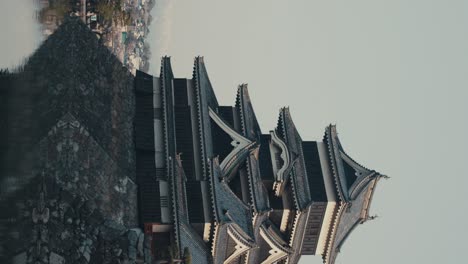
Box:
[134,57,385,264]
[0,19,384,264]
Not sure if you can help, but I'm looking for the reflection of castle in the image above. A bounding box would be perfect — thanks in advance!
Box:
[135,57,386,264]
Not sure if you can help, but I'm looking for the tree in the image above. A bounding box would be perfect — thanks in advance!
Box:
[97,1,131,27]
[51,0,71,20]
[37,0,71,25]
[97,2,114,23]
[0,69,10,75]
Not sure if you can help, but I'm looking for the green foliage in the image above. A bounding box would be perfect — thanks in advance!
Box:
[96,2,114,22]
[0,69,10,75]
[168,244,180,260]
[37,0,71,24]
[97,0,131,27]
[183,247,192,264]
[50,0,71,20]
[122,12,132,26]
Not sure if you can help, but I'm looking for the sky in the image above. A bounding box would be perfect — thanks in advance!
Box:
[0,1,43,69]
[2,1,468,264]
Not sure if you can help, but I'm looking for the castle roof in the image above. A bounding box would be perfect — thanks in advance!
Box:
[276,108,312,211]
[236,85,270,212]
[160,57,177,177]
[172,156,211,263]
[208,107,257,180]
[236,84,262,141]
[193,57,219,110]
[192,57,220,181]
[321,125,383,264]
[209,158,257,263]
[209,158,255,242]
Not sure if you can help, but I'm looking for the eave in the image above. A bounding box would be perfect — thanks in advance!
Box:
[208,158,255,241]
[236,85,270,213]
[322,177,382,264]
[324,125,346,201]
[192,56,219,181]
[278,108,312,211]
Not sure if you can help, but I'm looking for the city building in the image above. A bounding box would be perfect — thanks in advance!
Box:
[134,57,386,264]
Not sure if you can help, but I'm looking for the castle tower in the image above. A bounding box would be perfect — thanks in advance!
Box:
[134,57,385,264]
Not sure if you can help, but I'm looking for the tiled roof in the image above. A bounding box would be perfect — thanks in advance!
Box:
[209,158,255,240]
[324,178,380,264]
[278,108,312,210]
[179,222,211,264]
[236,85,271,213]
[236,85,262,141]
[321,126,383,264]
[192,57,219,180]
[172,156,211,263]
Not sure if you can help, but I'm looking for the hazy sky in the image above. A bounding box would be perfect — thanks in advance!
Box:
[0,1,43,69]
[149,1,468,263]
[2,1,468,264]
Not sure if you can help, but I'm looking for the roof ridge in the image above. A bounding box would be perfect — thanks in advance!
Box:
[325,127,345,201]
[260,223,291,253]
[193,57,208,180]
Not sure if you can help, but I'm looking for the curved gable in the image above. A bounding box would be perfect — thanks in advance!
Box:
[209,107,257,179]
[324,178,380,264]
[279,108,312,210]
[259,223,291,264]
